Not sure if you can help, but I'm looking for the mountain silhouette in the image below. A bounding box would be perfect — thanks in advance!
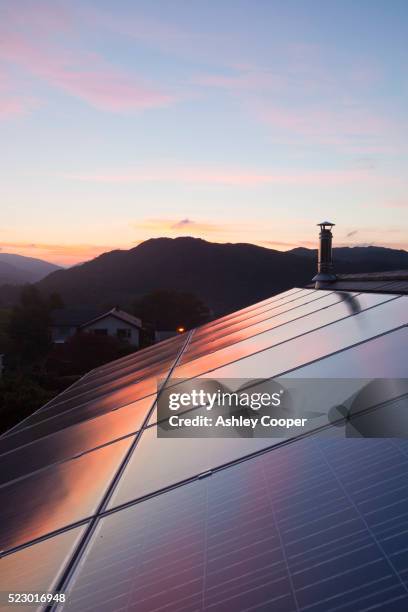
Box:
[0,253,61,284]
[34,237,408,316]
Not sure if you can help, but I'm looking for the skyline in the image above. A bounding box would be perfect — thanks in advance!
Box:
[1,0,407,265]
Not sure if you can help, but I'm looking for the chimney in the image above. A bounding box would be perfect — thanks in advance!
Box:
[312,221,337,288]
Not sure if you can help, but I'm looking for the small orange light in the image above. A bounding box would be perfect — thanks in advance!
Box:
[177,326,185,333]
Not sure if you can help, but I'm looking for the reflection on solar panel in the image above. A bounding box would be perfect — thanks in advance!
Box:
[0,287,407,612]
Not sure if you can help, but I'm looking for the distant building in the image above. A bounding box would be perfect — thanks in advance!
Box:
[51,307,142,347]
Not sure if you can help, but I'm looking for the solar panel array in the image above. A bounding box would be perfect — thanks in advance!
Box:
[0,287,407,612]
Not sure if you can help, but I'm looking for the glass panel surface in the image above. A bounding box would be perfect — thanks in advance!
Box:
[285,327,408,379]
[0,437,131,552]
[59,354,176,401]
[107,425,273,508]
[75,338,184,386]
[39,358,172,417]
[169,294,400,383]
[9,370,163,435]
[0,526,86,611]
[63,438,408,612]
[7,335,184,434]
[111,377,407,509]
[192,289,311,340]
[192,287,304,338]
[0,395,154,456]
[148,328,408,427]
[186,291,327,347]
[0,396,153,483]
[196,295,406,381]
[180,291,352,364]
[88,332,185,377]
[189,289,320,344]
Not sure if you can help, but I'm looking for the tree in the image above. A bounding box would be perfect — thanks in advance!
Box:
[133,290,210,330]
[6,286,64,370]
[0,374,55,434]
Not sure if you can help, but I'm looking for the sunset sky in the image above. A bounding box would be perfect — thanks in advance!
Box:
[1,0,407,266]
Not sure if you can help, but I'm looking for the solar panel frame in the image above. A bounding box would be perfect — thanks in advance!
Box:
[1,286,407,612]
[179,290,350,363]
[0,396,154,484]
[59,437,408,612]
[0,436,133,553]
[0,525,87,610]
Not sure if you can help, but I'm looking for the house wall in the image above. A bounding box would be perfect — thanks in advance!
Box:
[83,315,140,347]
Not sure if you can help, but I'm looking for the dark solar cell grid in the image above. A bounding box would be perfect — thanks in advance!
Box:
[62,438,408,612]
[0,288,406,612]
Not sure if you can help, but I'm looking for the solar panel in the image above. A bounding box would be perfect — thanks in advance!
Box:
[0,395,153,456]
[5,333,185,434]
[0,396,153,483]
[4,368,165,438]
[147,328,408,429]
[57,337,186,397]
[36,359,171,418]
[197,295,405,380]
[192,288,306,338]
[108,390,407,512]
[0,437,132,551]
[179,290,349,363]
[285,327,408,379]
[0,526,86,602]
[166,293,397,384]
[61,437,408,612]
[191,288,312,341]
[0,287,406,612]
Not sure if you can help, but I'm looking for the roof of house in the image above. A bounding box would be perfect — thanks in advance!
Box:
[1,284,407,608]
[306,269,408,294]
[79,307,142,329]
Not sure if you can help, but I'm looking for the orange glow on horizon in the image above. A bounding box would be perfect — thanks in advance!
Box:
[1,220,407,267]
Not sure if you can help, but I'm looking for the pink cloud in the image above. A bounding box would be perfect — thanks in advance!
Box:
[0,4,175,113]
[1,33,173,112]
[258,104,392,143]
[244,101,408,155]
[137,218,223,234]
[0,69,39,119]
[0,95,32,119]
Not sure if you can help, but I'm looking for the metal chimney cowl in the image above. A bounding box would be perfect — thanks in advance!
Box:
[312,221,337,288]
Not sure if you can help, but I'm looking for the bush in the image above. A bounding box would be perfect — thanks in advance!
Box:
[0,374,56,434]
[47,331,135,376]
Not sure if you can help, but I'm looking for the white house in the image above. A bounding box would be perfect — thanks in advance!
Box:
[51,307,142,347]
[81,308,142,346]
